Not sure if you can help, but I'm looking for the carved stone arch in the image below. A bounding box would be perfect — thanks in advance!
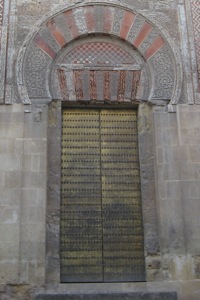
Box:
[16,2,182,105]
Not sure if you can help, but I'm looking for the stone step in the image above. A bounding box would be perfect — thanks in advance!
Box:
[35,292,177,300]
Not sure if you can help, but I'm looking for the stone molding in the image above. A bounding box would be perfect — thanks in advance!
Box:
[0,0,10,103]
[183,0,199,99]
[0,0,4,41]
[190,0,200,91]
[16,1,183,105]
[0,0,5,103]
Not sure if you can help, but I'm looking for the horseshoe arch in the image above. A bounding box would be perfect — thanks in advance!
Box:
[16,2,182,105]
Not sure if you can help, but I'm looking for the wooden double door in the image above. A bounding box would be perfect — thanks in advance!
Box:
[60,108,145,283]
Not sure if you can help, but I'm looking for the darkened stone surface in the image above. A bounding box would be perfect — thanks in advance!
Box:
[35,292,177,300]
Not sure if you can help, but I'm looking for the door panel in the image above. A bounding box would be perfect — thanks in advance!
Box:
[61,109,103,283]
[60,109,145,283]
[100,110,145,282]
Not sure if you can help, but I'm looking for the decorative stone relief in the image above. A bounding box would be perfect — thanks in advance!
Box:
[150,45,174,99]
[39,24,61,53]
[17,0,54,29]
[139,30,159,53]
[0,0,9,103]
[24,42,52,98]
[149,0,177,10]
[17,2,181,104]
[127,15,145,44]
[0,0,4,101]
[0,0,4,42]
[0,26,7,102]
[190,0,200,88]
[53,13,73,43]
[73,7,88,34]
[56,68,142,102]
[51,36,148,101]
[147,11,179,42]
[60,41,137,65]
[112,8,124,36]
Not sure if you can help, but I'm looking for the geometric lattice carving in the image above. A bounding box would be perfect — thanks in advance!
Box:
[191,1,200,88]
[24,42,52,98]
[63,42,136,65]
[150,45,174,99]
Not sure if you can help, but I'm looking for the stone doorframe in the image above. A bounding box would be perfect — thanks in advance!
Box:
[46,100,160,284]
[16,1,183,106]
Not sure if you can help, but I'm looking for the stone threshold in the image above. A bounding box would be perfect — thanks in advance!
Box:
[34,292,177,300]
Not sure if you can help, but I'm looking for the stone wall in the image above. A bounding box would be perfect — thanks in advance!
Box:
[177,105,200,279]
[19,105,48,285]
[0,105,23,284]
[0,104,48,288]
[1,103,200,299]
